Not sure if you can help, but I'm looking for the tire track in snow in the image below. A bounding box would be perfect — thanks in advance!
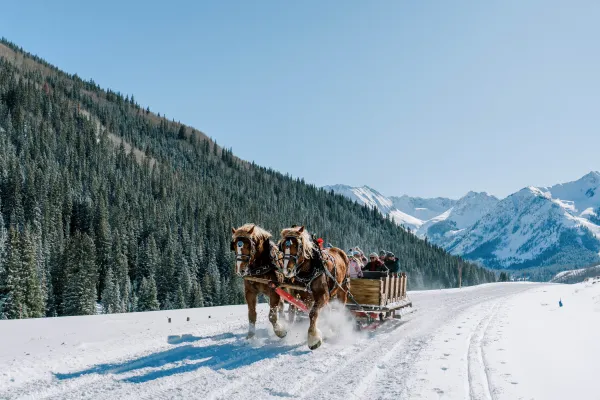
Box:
[467,299,501,400]
[305,292,497,400]
[358,287,531,400]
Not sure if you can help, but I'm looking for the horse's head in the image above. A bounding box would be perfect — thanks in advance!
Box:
[231,224,272,276]
[278,226,315,278]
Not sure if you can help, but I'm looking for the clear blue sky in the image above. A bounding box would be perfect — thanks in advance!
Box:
[2,1,599,199]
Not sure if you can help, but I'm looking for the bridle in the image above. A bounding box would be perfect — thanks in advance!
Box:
[231,235,281,277]
[231,236,257,277]
[280,236,305,277]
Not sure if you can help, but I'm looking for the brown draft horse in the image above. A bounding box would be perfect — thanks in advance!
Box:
[231,224,286,339]
[278,226,349,350]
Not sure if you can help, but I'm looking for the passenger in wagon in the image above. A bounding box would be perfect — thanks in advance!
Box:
[353,247,368,265]
[363,252,387,272]
[347,251,364,278]
[384,252,400,274]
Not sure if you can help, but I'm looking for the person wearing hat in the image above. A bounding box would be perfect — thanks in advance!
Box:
[363,252,387,272]
[353,247,368,265]
[384,251,400,273]
[347,251,364,278]
[379,250,387,262]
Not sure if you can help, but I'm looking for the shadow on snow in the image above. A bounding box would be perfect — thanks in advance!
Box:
[54,330,308,384]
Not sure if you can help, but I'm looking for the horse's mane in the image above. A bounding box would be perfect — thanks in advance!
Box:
[233,223,272,243]
[279,227,316,260]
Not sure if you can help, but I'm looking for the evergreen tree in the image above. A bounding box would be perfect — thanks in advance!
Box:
[1,229,24,318]
[62,233,97,316]
[101,268,121,314]
[137,276,160,311]
[21,228,44,318]
[190,280,204,308]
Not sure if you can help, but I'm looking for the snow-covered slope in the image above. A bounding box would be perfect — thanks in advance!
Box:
[4,282,600,400]
[551,264,600,283]
[390,195,456,221]
[324,184,395,214]
[416,191,499,245]
[324,184,425,230]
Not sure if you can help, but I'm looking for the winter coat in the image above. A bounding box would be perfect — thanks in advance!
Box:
[348,257,363,278]
[363,259,387,272]
[384,257,400,274]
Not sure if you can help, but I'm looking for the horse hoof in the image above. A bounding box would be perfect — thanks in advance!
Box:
[246,332,255,340]
[308,339,322,350]
[308,332,323,350]
[275,328,287,338]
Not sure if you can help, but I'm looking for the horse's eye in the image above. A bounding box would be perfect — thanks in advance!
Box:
[237,241,244,248]
[286,239,292,247]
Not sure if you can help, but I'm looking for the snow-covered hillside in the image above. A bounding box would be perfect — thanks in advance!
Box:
[390,195,456,221]
[551,264,600,283]
[2,282,599,400]
[324,184,395,214]
[326,172,600,270]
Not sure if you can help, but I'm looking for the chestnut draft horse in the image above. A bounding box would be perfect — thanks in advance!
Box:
[278,226,349,350]
[231,224,286,339]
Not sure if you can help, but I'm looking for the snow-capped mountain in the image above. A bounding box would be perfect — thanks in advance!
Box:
[325,171,600,270]
[447,172,600,269]
[416,191,499,245]
[324,184,394,213]
[324,184,426,231]
[390,195,456,221]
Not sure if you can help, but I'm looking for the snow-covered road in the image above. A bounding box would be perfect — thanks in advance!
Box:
[2,281,598,400]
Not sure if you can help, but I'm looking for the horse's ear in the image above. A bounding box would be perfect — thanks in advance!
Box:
[298,226,305,233]
[231,227,236,234]
[248,225,255,234]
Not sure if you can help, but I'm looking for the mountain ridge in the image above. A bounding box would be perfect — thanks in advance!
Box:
[326,171,600,272]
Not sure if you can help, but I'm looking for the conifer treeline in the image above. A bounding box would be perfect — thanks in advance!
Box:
[0,39,496,319]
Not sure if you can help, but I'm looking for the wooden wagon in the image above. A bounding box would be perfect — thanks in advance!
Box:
[346,272,412,329]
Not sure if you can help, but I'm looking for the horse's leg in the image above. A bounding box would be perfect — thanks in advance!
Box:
[308,281,329,350]
[268,289,287,338]
[278,297,285,320]
[244,284,258,339]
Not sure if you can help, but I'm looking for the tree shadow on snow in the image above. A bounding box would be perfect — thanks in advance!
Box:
[54,331,307,384]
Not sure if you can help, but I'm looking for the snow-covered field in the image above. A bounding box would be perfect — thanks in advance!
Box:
[2,281,599,400]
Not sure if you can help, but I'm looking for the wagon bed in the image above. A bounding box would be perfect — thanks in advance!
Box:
[345,272,412,329]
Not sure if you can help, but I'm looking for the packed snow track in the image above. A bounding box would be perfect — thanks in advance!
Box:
[2,282,598,399]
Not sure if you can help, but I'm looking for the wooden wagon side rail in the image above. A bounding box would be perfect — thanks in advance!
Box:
[381,272,407,307]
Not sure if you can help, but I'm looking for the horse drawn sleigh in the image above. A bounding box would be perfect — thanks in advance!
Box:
[231,223,413,350]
